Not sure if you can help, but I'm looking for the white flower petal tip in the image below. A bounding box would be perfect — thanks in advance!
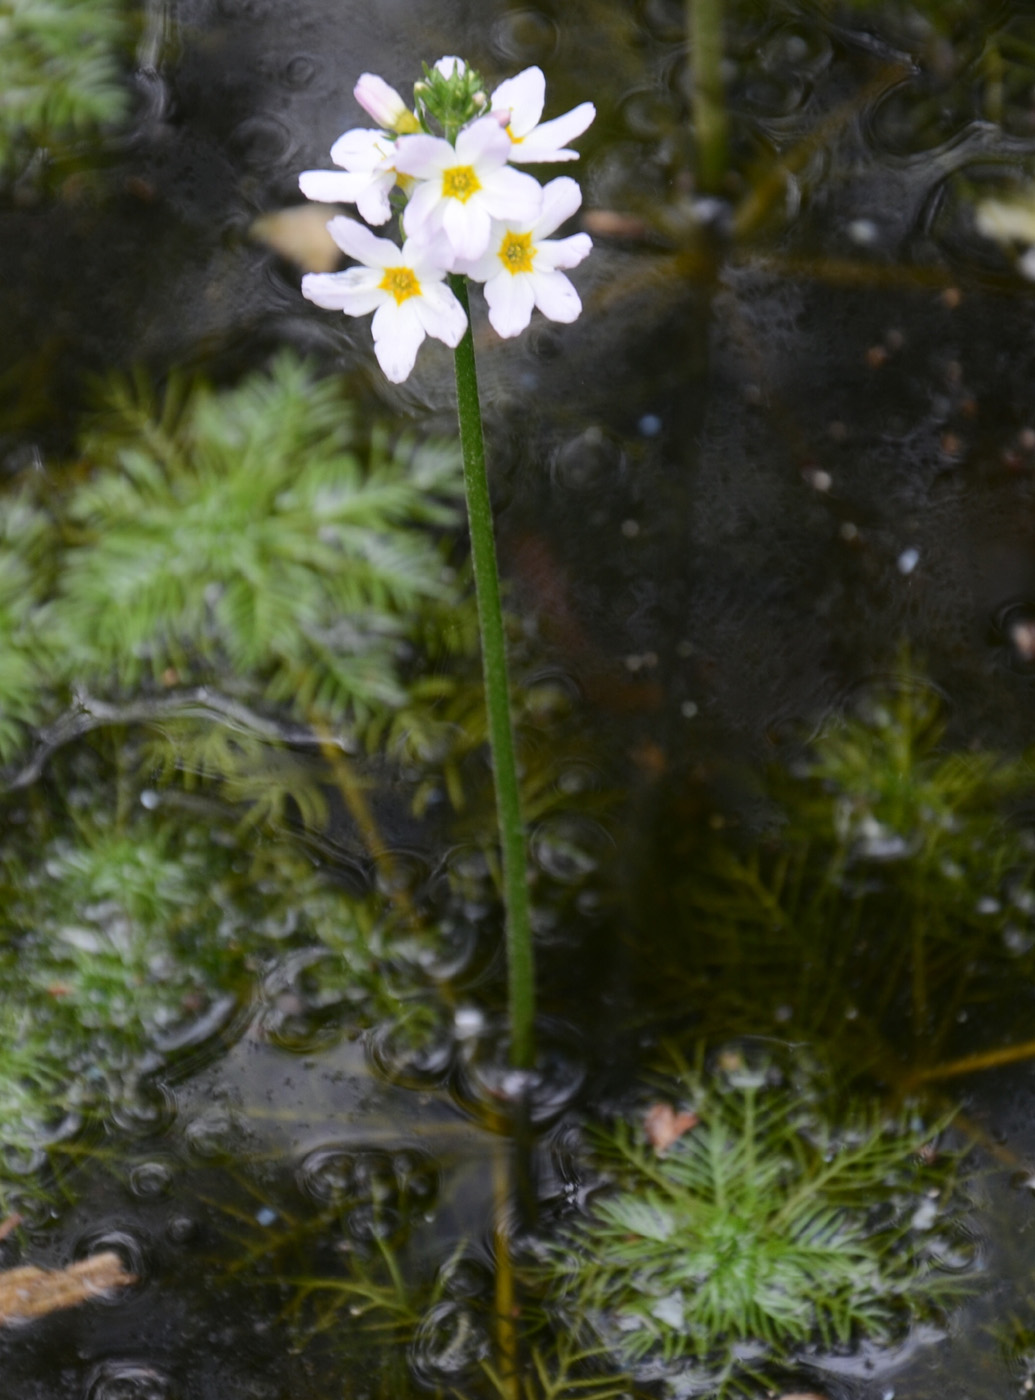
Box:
[433,55,467,79]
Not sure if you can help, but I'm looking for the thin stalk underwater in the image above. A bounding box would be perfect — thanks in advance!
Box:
[448,271,535,1073]
[686,0,729,194]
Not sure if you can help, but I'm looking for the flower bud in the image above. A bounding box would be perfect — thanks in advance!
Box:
[353,72,418,134]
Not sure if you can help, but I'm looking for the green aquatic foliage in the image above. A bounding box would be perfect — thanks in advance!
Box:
[545,1065,966,1397]
[54,354,463,723]
[0,496,53,761]
[0,0,132,172]
[655,679,1035,1069]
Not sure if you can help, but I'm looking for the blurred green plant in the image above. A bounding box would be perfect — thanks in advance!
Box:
[541,1056,968,1398]
[642,678,1035,1076]
[0,0,133,174]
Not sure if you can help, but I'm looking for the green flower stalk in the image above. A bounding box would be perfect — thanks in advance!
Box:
[297,56,595,1070]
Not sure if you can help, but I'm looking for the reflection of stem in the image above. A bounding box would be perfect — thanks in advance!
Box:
[311,720,420,930]
[903,1037,1035,1088]
[686,0,728,194]
[449,273,535,1073]
[492,1138,521,1400]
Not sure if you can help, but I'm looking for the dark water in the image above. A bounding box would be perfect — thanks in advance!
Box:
[6,1,1035,1397]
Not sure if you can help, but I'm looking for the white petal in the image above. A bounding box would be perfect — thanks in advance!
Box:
[355,172,395,225]
[406,233,456,278]
[443,199,492,261]
[302,269,384,315]
[402,178,445,240]
[536,232,592,271]
[433,55,467,78]
[394,132,454,178]
[299,169,374,204]
[329,127,393,172]
[530,268,582,323]
[415,281,469,346]
[479,166,544,224]
[326,216,396,266]
[484,272,536,338]
[533,176,582,238]
[456,239,501,283]
[510,103,595,162]
[455,115,511,168]
[371,300,425,382]
[491,67,545,138]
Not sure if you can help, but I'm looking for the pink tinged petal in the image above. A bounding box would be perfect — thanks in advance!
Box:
[509,102,596,162]
[479,166,544,224]
[329,128,393,171]
[354,74,409,130]
[299,169,376,204]
[326,216,397,266]
[443,198,492,261]
[535,231,592,270]
[394,133,455,178]
[402,178,446,240]
[371,300,425,382]
[454,116,512,168]
[484,272,536,338]
[530,268,582,323]
[491,67,545,137]
[414,282,469,346]
[301,268,384,314]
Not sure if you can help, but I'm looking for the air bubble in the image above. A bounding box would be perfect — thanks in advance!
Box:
[86,1360,176,1400]
[491,10,559,63]
[454,1018,586,1129]
[410,1300,490,1384]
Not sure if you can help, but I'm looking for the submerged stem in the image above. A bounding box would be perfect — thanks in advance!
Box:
[448,272,535,1071]
[686,0,729,194]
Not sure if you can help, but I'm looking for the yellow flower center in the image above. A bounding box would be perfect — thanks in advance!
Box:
[379,266,421,305]
[498,231,535,275]
[441,165,481,203]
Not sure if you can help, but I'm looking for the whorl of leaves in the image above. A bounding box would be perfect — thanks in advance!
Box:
[546,1071,967,1396]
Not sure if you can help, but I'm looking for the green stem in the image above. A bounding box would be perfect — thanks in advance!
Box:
[686,0,729,194]
[448,272,535,1071]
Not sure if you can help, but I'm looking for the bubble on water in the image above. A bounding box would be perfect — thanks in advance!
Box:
[128,1159,175,1200]
[491,9,559,63]
[531,813,614,885]
[280,54,317,90]
[229,116,295,172]
[261,948,363,1051]
[410,1300,490,1385]
[454,1018,586,1129]
[152,991,241,1058]
[367,1004,456,1088]
[550,427,626,494]
[72,1226,150,1297]
[183,1103,245,1161]
[86,1360,176,1400]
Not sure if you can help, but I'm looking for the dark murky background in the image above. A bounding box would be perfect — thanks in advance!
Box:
[7,0,1035,1397]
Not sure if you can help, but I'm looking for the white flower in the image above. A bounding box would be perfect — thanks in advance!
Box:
[354,72,419,134]
[460,176,592,338]
[490,66,595,163]
[394,116,544,263]
[301,218,468,383]
[299,127,401,226]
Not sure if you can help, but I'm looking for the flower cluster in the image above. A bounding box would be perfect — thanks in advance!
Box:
[299,57,594,382]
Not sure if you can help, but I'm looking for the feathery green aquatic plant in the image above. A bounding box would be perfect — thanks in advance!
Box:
[644,677,1035,1075]
[543,1061,968,1397]
[54,354,463,720]
[0,496,53,762]
[0,0,133,173]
